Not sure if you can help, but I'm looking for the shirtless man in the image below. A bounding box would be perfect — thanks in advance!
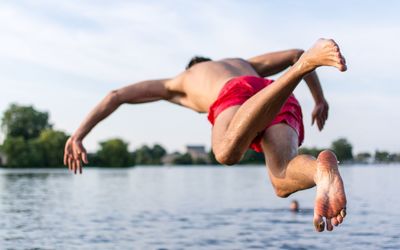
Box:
[64,38,347,232]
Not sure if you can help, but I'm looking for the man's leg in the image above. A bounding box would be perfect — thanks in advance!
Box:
[212,39,346,164]
[261,124,347,232]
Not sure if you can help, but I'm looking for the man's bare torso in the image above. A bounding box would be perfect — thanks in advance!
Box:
[165,58,260,113]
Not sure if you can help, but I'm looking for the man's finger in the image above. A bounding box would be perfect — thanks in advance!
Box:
[323,111,328,121]
[71,160,76,174]
[63,153,68,166]
[82,152,89,164]
[64,142,71,165]
[317,119,322,131]
[73,150,80,161]
[68,157,73,171]
[73,161,77,174]
[76,160,82,175]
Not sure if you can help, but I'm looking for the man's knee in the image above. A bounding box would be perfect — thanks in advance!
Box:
[273,185,291,198]
[271,180,292,198]
[213,148,242,166]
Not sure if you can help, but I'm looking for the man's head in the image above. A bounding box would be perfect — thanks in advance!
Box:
[290,200,299,212]
[186,56,212,69]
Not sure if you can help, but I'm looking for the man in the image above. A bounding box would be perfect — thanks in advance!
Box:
[64,38,347,232]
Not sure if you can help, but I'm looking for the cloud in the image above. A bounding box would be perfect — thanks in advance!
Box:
[0,1,399,152]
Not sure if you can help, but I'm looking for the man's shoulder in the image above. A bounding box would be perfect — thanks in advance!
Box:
[219,57,247,63]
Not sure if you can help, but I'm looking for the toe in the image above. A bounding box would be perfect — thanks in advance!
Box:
[337,214,343,224]
[341,55,346,64]
[331,217,339,226]
[326,218,334,231]
[340,208,347,218]
[335,63,347,72]
[313,214,325,232]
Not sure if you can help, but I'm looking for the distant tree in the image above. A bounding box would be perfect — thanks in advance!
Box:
[0,104,69,167]
[173,153,193,165]
[1,137,41,167]
[135,145,153,165]
[1,104,51,140]
[331,138,353,163]
[151,144,167,165]
[208,149,220,165]
[208,148,265,165]
[96,138,133,167]
[239,150,264,164]
[36,129,69,167]
[388,153,398,162]
[134,144,167,165]
[87,152,99,166]
[375,150,390,163]
[0,144,3,166]
[355,152,372,164]
[298,147,324,158]
[193,157,208,165]
[389,153,400,162]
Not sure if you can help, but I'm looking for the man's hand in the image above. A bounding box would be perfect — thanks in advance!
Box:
[63,137,88,174]
[312,99,329,131]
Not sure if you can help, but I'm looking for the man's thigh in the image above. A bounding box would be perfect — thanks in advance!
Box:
[261,123,299,174]
[211,105,241,153]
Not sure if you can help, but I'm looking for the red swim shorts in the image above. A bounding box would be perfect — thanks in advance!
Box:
[207,75,304,153]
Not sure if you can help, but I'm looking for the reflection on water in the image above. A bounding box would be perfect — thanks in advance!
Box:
[0,166,400,249]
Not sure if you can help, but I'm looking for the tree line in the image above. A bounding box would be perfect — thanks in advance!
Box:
[0,104,399,168]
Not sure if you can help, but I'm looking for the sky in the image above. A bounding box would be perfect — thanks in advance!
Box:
[1,0,399,154]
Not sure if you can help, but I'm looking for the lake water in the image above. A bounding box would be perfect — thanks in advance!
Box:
[0,165,399,249]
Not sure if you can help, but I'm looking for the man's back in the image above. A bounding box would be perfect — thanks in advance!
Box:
[166,58,260,113]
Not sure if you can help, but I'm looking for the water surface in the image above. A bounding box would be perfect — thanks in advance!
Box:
[0,165,399,249]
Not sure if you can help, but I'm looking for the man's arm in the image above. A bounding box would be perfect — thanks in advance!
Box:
[64,79,178,174]
[247,49,304,77]
[248,49,329,130]
[303,71,329,131]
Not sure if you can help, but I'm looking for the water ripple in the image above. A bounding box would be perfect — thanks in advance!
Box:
[1,167,400,249]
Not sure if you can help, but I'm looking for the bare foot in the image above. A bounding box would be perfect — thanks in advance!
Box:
[313,150,347,232]
[299,38,347,72]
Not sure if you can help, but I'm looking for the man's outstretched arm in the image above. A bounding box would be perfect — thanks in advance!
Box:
[64,79,177,174]
[247,49,304,77]
[303,71,329,131]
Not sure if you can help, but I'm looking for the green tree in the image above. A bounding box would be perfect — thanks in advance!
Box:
[208,148,265,165]
[375,150,389,163]
[239,150,264,164]
[1,104,51,140]
[151,144,167,165]
[173,153,193,165]
[298,147,324,158]
[0,144,3,166]
[208,149,220,165]
[135,145,153,165]
[36,129,69,167]
[96,138,133,167]
[331,138,353,163]
[193,157,208,165]
[1,137,42,167]
[355,152,372,164]
[134,144,167,165]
